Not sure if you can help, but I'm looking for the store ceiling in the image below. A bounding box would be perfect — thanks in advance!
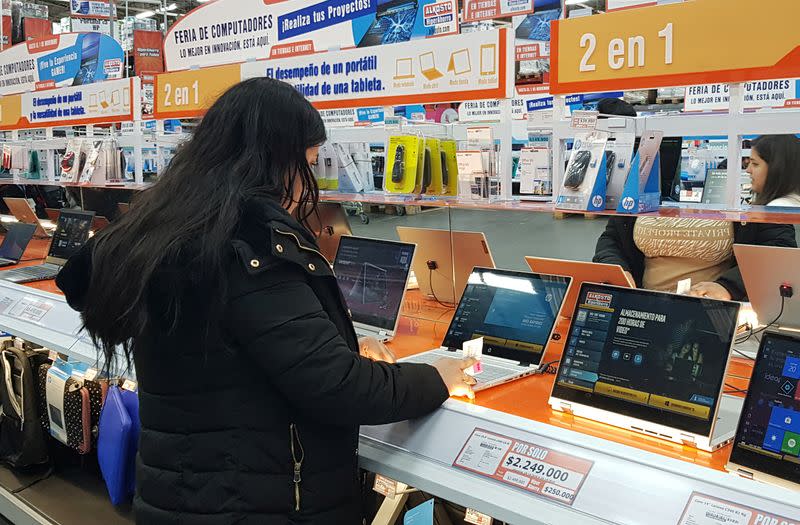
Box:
[34,0,201,24]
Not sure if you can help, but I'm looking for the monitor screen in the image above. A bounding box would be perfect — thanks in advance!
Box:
[0,223,36,261]
[49,210,94,261]
[442,268,570,366]
[551,284,739,436]
[729,332,800,486]
[334,237,415,331]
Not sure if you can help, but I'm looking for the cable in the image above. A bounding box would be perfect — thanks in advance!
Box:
[724,383,749,395]
[734,295,786,349]
[535,360,559,375]
[732,348,755,361]
[427,266,455,309]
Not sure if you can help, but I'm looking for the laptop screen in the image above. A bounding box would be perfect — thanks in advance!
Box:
[551,283,739,436]
[442,268,570,366]
[0,223,36,261]
[334,237,415,332]
[48,210,95,261]
[729,332,800,487]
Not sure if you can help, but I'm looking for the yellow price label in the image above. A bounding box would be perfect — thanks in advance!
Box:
[154,64,241,119]
[551,0,800,94]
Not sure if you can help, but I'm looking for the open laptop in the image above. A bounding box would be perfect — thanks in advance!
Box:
[734,244,800,330]
[550,283,742,451]
[525,257,635,320]
[306,203,353,264]
[0,209,95,284]
[3,198,53,238]
[0,223,36,267]
[403,268,571,392]
[726,330,800,490]
[333,236,415,342]
[397,227,495,305]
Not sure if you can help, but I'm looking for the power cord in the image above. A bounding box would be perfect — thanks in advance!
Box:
[724,383,749,395]
[427,262,455,309]
[535,360,560,375]
[734,285,790,354]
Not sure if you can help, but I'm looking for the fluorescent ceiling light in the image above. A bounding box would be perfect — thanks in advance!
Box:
[136,10,155,18]
[565,0,587,4]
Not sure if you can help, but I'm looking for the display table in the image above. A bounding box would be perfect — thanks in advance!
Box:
[0,242,794,525]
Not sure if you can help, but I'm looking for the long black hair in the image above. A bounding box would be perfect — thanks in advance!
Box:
[751,134,800,205]
[82,77,326,369]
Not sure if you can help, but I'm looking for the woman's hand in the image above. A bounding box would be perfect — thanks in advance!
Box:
[359,337,397,363]
[432,358,478,400]
[687,282,732,301]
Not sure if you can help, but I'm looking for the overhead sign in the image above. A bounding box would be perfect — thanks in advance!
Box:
[156,28,512,118]
[550,0,800,94]
[133,30,164,76]
[164,0,459,72]
[463,0,534,22]
[0,77,140,130]
[684,79,800,112]
[0,33,124,96]
[70,0,115,19]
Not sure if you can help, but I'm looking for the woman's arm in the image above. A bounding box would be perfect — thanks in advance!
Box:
[593,217,634,272]
[225,263,450,428]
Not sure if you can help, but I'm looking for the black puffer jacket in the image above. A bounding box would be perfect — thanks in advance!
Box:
[56,198,449,524]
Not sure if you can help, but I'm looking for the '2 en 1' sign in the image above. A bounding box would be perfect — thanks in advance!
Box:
[550,0,800,94]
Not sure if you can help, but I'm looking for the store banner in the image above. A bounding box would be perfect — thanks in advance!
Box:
[164,0,459,72]
[320,106,384,127]
[551,0,800,94]
[0,33,125,96]
[684,79,800,111]
[67,17,112,35]
[513,0,560,94]
[133,30,164,76]
[70,0,115,20]
[0,77,140,130]
[463,0,534,22]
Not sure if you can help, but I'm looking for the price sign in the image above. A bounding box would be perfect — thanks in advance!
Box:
[551,0,800,94]
[373,475,398,499]
[678,493,799,525]
[154,64,241,119]
[453,428,593,506]
[465,508,493,525]
[8,296,53,324]
[570,110,598,130]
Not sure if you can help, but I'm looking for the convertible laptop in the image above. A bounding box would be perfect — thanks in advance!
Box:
[306,203,353,264]
[726,330,800,490]
[403,268,570,391]
[397,227,495,305]
[550,283,742,451]
[734,244,800,330]
[333,236,415,342]
[4,197,53,238]
[525,257,634,319]
[0,209,95,284]
[0,223,36,267]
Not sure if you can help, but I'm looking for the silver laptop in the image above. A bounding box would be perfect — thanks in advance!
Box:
[0,209,95,284]
[726,329,800,490]
[549,283,742,452]
[403,267,571,391]
[734,244,800,331]
[333,236,415,342]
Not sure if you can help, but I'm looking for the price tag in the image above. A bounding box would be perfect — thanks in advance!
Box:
[465,508,493,525]
[527,109,554,129]
[373,475,398,499]
[463,337,484,376]
[453,428,594,506]
[467,126,494,146]
[570,110,598,130]
[84,368,98,381]
[121,379,138,392]
[0,295,16,315]
[677,492,798,525]
[8,297,53,323]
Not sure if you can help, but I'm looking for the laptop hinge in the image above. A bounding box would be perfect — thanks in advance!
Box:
[378,330,388,338]
[558,402,573,414]
[679,433,696,447]
[735,468,754,480]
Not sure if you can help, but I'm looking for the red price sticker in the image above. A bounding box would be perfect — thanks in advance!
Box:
[453,428,593,506]
[373,475,398,499]
[678,492,799,525]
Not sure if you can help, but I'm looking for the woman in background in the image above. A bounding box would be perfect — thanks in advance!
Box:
[747,134,800,206]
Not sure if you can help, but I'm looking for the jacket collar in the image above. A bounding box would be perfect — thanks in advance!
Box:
[241,196,319,248]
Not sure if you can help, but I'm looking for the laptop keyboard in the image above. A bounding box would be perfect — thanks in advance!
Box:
[0,265,60,283]
[403,352,519,383]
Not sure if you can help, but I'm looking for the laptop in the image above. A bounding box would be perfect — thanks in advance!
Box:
[333,236,415,342]
[358,0,420,48]
[305,203,353,264]
[734,244,800,330]
[0,209,95,284]
[419,52,443,81]
[0,223,36,267]
[397,227,495,305]
[403,268,571,391]
[549,283,742,451]
[525,257,635,320]
[727,330,800,490]
[4,198,53,238]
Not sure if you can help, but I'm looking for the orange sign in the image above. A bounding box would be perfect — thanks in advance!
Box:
[0,94,23,128]
[551,0,800,94]
[153,64,241,120]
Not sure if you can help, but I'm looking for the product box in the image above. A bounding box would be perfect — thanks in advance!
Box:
[422,138,444,195]
[556,131,609,212]
[385,135,424,194]
[439,140,459,196]
[603,132,635,209]
[316,142,338,191]
[518,146,553,199]
[617,131,663,214]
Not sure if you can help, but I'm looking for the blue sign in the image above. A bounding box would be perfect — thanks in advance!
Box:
[36,33,124,87]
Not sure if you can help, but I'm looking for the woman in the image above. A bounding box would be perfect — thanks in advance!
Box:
[747,134,800,206]
[56,78,475,524]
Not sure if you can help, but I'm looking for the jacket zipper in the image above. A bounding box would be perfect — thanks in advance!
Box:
[289,423,305,512]
[274,229,335,276]
[1,351,22,429]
